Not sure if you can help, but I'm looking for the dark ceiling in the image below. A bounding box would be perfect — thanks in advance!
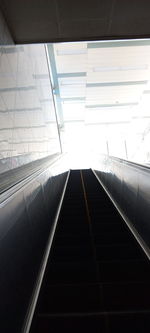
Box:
[1,0,150,44]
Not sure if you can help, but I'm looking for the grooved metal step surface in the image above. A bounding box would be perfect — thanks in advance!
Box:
[30,169,150,333]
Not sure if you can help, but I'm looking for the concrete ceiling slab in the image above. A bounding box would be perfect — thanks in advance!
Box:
[1,0,150,44]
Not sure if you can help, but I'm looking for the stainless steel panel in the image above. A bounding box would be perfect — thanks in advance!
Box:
[0,166,68,332]
[94,156,150,249]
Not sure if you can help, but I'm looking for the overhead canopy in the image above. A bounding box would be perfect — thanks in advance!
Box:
[1,0,150,44]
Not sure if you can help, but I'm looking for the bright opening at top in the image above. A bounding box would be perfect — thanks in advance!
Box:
[48,39,150,167]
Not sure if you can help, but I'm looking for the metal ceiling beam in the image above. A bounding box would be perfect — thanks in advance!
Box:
[85,121,130,125]
[86,81,147,88]
[57,72,86,78]
[62,97,85,102]
[46,44,64,128]
[86,102,138,108]
[87,40,150,49]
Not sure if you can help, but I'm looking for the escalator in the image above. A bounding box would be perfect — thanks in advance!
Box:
[30,169,150,332]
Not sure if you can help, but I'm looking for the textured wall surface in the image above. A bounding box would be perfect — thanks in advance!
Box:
[0,43,61,175]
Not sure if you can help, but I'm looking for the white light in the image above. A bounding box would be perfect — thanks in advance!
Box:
[57,49,87,56]
[59,79,86,86]
[63,100,85,104]
[93,64,148,72]
[60,82,85,86]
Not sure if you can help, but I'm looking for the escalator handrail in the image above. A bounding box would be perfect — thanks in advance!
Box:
[22,170,71,333]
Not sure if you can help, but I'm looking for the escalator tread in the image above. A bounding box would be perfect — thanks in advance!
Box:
[30,169,150,333]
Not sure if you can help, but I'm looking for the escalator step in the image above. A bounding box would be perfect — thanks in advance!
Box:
[108,312,150,333]
[92,222,128,233]
[44,261,98,284]
[103,281,150,311]
[50,244,93,262]
[99,259,150,283]
[96,244,146,261]
[53,235,92,247]
[94,231,135,246]
[38,283,101,313]
[33,314,106,333]
[30,169,150,332]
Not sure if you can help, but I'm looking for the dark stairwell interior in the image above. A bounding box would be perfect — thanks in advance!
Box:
[30,169,150,333]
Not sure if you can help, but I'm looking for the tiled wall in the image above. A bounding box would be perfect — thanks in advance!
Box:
[0,12,60,174]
